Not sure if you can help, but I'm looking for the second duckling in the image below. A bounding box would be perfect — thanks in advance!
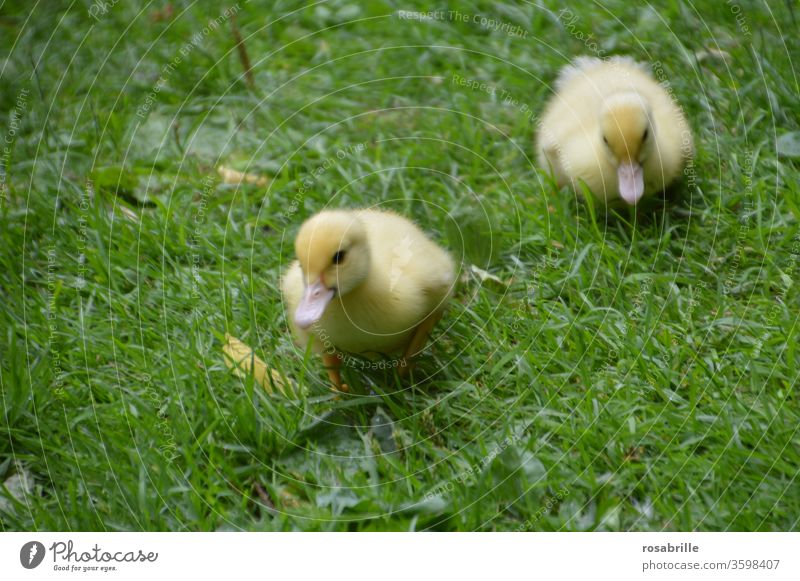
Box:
[281,208,457,391]
[537,56,693,206]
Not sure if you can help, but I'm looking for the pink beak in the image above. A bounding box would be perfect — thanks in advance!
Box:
[294,280,334,329]
[617,162,645,205]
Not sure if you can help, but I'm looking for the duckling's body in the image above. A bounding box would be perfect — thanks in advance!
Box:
[537,56,693,205]
[282,209,456,389]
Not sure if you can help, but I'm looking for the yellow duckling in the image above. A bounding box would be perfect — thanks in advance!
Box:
[281,208,457,391]
[537,56,693,205]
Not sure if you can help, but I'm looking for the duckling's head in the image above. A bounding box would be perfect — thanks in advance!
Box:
[600,92,653,205]
[293,210,370,329]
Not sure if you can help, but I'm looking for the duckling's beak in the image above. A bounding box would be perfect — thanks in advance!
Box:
[295,279,335,329]
[618,162,644,205]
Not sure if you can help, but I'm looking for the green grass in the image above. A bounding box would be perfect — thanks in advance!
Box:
[1,0,799,531]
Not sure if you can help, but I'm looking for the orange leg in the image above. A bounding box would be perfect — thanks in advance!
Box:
[399,312,442,378]
[322,352,349,392]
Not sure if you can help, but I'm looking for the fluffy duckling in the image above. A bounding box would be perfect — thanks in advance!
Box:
[537,56,693,205]
[281,208,457,391]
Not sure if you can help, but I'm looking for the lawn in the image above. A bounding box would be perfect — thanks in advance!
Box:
[1,0,798,531]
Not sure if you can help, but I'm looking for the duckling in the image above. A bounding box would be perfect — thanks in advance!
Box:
[536,56,693,206]
[281,208,457,391]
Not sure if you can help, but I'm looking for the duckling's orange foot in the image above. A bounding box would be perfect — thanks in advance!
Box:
[397,358,413,378]
[323,352,348,393]
[332,383,349,394]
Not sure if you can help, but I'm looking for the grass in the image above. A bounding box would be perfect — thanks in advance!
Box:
[1,0,798,531]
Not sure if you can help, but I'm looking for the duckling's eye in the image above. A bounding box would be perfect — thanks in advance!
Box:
[642,128,649,141]
[332,250,346,265]
[603,136,610,146]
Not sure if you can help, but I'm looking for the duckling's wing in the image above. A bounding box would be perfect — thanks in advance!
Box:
[360,209,456,312]
[537,125,563,175]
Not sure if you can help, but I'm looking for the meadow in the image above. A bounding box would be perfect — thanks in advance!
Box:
[1,0,798,531]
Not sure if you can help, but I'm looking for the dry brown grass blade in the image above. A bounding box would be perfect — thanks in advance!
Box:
[217,165,269,187]
[231,14,255,89]
[222,333,298,396]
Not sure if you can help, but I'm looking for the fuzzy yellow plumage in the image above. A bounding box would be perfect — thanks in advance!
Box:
[281,208,457,390]
[537,56,693,206]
